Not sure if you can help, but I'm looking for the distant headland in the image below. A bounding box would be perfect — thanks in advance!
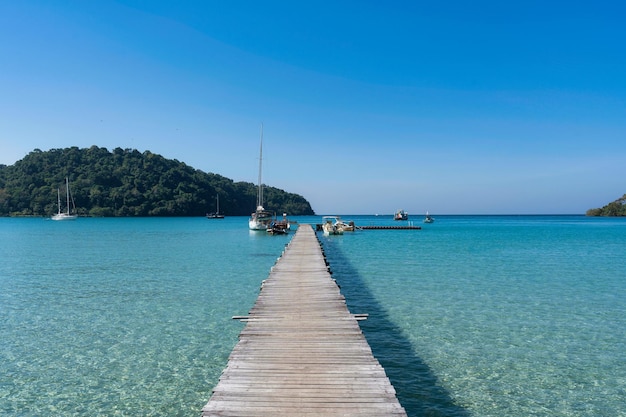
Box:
[586,194,626,216]
[0,146,315,217]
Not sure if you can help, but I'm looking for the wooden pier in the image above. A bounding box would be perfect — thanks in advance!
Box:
[202,224,407,416]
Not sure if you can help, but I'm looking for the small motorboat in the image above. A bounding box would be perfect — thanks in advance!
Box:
[394,209,408,221]
[321,217,344,235]
[267,218,290,235]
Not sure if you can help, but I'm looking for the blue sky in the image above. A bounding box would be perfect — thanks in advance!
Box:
[1,1,625,214]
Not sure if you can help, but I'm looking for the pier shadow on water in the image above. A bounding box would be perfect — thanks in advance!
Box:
[319,237,471,417]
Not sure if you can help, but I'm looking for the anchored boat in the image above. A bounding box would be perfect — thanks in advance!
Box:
[394,209,408,221]
[249,124,273,230]
[51,177,77,221]
[206,194,224,219]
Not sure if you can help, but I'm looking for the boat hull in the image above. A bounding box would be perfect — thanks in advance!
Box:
[51,213,78,221]
[249,209,273,230]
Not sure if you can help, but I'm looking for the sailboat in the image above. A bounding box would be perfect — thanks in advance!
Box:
[51,177,78,221]
[248,124,273,230]
[206,194,225,219]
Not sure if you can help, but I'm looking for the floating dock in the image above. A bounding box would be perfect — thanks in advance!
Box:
[202,224,407,416]
[315,224,421,231]
[359,225,421,230]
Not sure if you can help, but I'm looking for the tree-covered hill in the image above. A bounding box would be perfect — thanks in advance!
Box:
[0,146,315,217]
[586,194,626,216]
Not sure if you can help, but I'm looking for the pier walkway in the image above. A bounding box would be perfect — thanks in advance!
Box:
[202,224,407,416]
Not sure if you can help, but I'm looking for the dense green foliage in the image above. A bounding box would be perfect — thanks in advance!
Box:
[0,146,315,217]
[586,194,626,216]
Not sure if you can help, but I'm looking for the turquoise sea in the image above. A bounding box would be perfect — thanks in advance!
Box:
[1,215,624,416]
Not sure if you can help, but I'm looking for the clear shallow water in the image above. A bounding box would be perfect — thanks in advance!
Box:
[1,215,625,416]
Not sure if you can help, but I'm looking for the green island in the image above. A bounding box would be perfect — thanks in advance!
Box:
[586,194,626,216]
[0,146,315,217]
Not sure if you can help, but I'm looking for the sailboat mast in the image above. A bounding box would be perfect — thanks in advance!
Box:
[257,123,263,209]
[65,177,71,215]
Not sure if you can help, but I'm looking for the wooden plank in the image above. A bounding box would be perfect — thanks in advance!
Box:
[201,224,407,417]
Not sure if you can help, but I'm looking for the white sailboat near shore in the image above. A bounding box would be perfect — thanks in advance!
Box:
[248,124,273,230]
[52,177,78,221]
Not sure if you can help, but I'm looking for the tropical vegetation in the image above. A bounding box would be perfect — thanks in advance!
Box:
[586,194,626,216]
[0,146,315,217]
